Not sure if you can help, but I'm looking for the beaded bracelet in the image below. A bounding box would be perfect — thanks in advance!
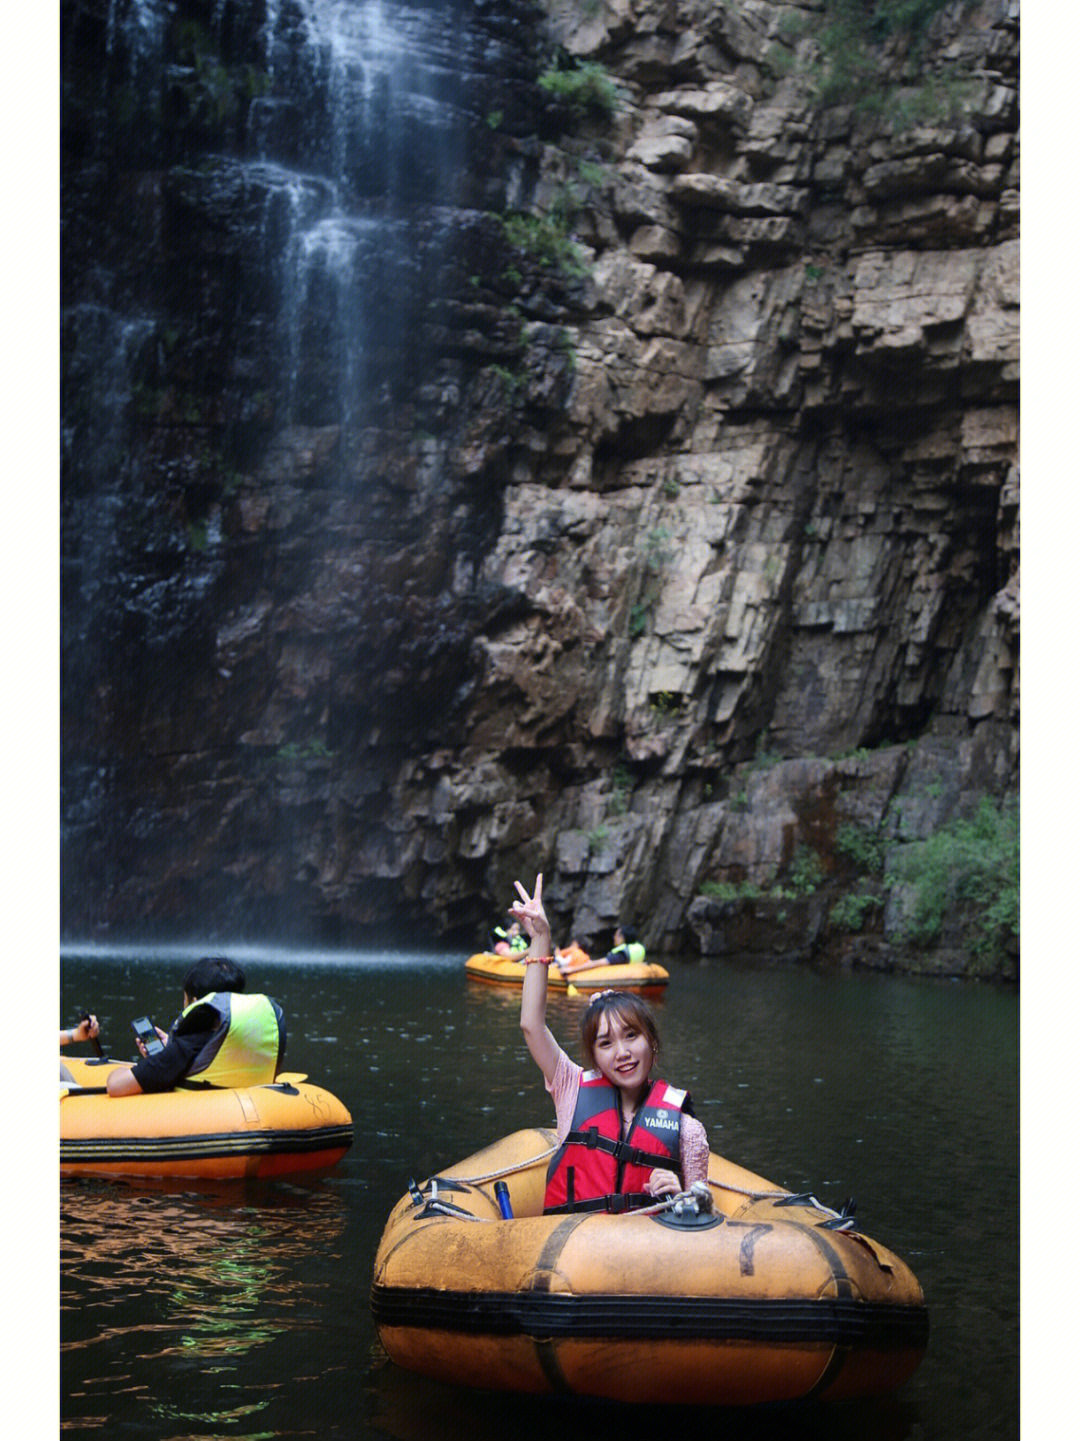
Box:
[522,955,555,966]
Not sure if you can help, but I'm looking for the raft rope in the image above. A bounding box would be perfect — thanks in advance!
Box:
[453,1144,558,1186]
[415,1172,850,1228]
[406,1149,561,1221]
[707,1181,855,1228]
[432,1150,851,1226]
[419,1179,713,1223]
[454,1158,811,1209]
[707,1178,792,1201]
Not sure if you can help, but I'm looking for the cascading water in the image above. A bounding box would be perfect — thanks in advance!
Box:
[61,0,548,936]
[74,0,486,441]
[258,0,476,429]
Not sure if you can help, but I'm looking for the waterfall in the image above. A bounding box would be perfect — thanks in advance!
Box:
[61,0,539,936]
[70,0,484,457]
[261,0,474,430]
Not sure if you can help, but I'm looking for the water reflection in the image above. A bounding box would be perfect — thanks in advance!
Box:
[61,1180,347,1436]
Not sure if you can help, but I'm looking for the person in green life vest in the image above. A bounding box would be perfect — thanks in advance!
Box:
[105,956,286,1096]
[604,923,646,966]
[491,920,529,956]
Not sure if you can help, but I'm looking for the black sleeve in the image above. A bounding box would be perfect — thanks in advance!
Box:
[130,1029,206,1094]
[172,999,219,1036]
[271,998,286,1074]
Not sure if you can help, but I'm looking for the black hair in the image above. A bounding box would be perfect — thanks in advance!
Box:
[182,956,246,1000]
[616,923,638,943]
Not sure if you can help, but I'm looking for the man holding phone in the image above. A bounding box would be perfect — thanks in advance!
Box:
[105,956,286,1097]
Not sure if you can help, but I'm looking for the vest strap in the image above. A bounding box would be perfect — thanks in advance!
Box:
[544,1191,656,1216]
[563,1128,664,1171]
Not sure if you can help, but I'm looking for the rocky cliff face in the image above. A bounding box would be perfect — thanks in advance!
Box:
[61,0,1019,976]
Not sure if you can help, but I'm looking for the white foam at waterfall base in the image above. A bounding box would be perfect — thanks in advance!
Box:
[60,939,464,970]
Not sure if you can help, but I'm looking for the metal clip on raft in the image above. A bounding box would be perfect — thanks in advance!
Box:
[653,1181,723,1230]
[673,1181,714,1215]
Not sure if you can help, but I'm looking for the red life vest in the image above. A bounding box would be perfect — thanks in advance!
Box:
[543,1071,688,1214]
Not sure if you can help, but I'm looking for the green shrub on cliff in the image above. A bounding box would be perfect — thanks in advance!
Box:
[788,846,825,896]
[835,821,886,875]
[829,892,882,932]
[538,59,621,119]
[887,797,1019,960]
[700,880,761,903]
[502,211,587,278]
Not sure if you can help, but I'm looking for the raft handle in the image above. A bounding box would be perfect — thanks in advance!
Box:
[409,1176,475,1216]
[417,1199,487,1221]
[773,1191,858,1227]
[817,1197,858,1230]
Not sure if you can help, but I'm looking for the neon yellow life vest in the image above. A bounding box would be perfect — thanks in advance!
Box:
[609,941,647,965]
[180,991,284,1088]
[492,926,528,953]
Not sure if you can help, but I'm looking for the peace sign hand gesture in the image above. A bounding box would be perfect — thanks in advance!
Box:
[515,874,561,1083]
[510,873,551,948]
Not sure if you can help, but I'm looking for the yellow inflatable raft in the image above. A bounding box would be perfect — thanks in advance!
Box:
[465,952,670,996]
[371,1129,927,1406]
[60,1056,353,1180]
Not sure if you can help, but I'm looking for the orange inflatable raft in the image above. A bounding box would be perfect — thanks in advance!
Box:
[465,951,669,997]
[60,1056,353,1180]
[371,1128,928,1406]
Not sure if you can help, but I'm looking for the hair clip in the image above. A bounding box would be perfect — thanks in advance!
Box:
[587,988,616,1008]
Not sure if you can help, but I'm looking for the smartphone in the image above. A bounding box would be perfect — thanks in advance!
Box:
[131,1015,165,1056]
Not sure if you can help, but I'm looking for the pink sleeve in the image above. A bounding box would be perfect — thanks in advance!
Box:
[679,1113,710,1185]
[544,1048,583,1142]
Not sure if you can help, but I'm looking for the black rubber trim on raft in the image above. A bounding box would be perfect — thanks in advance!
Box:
[61,1124,353,1162]
[370,1286,929,1351]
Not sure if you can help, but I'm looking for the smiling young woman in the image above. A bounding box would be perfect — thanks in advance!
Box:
[510,874,709,1214]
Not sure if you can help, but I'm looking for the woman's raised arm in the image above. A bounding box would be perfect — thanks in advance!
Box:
[512,874,562,1085]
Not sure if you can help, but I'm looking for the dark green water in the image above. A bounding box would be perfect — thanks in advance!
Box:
[59,949,1017,1440]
